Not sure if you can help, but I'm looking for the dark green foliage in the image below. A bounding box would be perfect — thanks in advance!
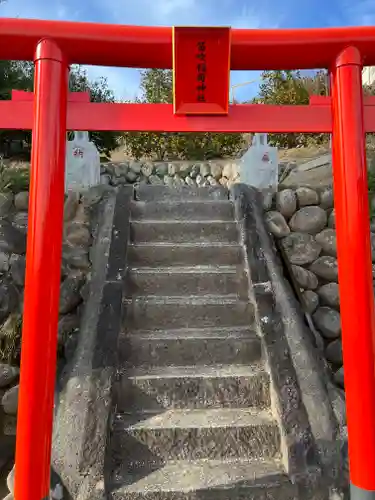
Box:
[68,66,120,157]
[252,70,329,148]
[0,62,120,159]
[123,69,244,160]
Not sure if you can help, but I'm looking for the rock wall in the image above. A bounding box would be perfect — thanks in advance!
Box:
[100,158,294,189]
[264,186,350,389]
[0,184,111,498]
[100,159,243,188]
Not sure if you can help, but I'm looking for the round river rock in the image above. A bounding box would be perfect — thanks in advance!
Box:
[312,306,341,339]
[289,206,327,235]
[281,232,321,265]
[291,265,318,290]
[310,256,338,282]
[318,283,340,309]
[265,211,290,238]
[276,189,296,218]
[295,187,319,207]
[315,229,337,257]
[302,290,319,314]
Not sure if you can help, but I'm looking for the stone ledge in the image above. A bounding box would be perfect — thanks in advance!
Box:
[51,186,133,500]
[230,183,347,497]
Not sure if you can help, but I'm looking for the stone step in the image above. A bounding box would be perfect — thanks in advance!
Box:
[130,221,239,244]
[118,327,262,366]
[127,243,243,267]
[110,458,297,500]
[115,363,270,411]
[135,185,229,202]
[127,266,248,297]
[124,295,255,330]
[130,200,235,221]
[112,408,280,463]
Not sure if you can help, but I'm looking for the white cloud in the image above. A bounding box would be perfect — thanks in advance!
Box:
[157,0,196,18]
[231,4,267,29]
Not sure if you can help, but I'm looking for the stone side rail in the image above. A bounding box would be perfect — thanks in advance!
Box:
[231,184,347,497]
[50,186,133,500]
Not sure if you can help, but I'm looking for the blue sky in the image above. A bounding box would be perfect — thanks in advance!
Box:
[1,0,374,101]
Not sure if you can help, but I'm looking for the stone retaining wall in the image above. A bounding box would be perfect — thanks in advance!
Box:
[99,159,294,189]
[0,184,112,498]
[100,159,242,188]
[264,186,351,389]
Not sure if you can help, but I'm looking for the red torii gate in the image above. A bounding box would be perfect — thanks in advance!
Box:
[1,17,375,500]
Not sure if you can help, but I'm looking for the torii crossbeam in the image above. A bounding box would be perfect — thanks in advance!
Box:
[0,18,374,500]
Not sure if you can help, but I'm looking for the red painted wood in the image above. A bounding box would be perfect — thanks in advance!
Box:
[173,27,231,115]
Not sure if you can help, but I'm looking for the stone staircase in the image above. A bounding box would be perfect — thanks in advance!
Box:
[108,186,298,499]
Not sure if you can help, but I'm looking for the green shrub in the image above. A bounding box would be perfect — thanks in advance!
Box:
[123,69,244,160]
[0,162,29,194]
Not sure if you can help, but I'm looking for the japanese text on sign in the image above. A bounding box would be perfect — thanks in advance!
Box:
[73,148,83,158]
[196,41,207,102]
[173,26,231,115]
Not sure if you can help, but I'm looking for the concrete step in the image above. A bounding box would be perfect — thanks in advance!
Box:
[136,185,229,202]
[127,243,243,267]
[124,295,255,330]
[119,327,262,366]
[130,221,239,244]
[110,458,297,500]
[115,363,270,411]
[127,266,248,297]
[130,200,235,221]
[112,408,280,463]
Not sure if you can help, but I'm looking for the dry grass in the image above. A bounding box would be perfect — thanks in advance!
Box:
[278,144,331,164]
[0,313,22,365]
